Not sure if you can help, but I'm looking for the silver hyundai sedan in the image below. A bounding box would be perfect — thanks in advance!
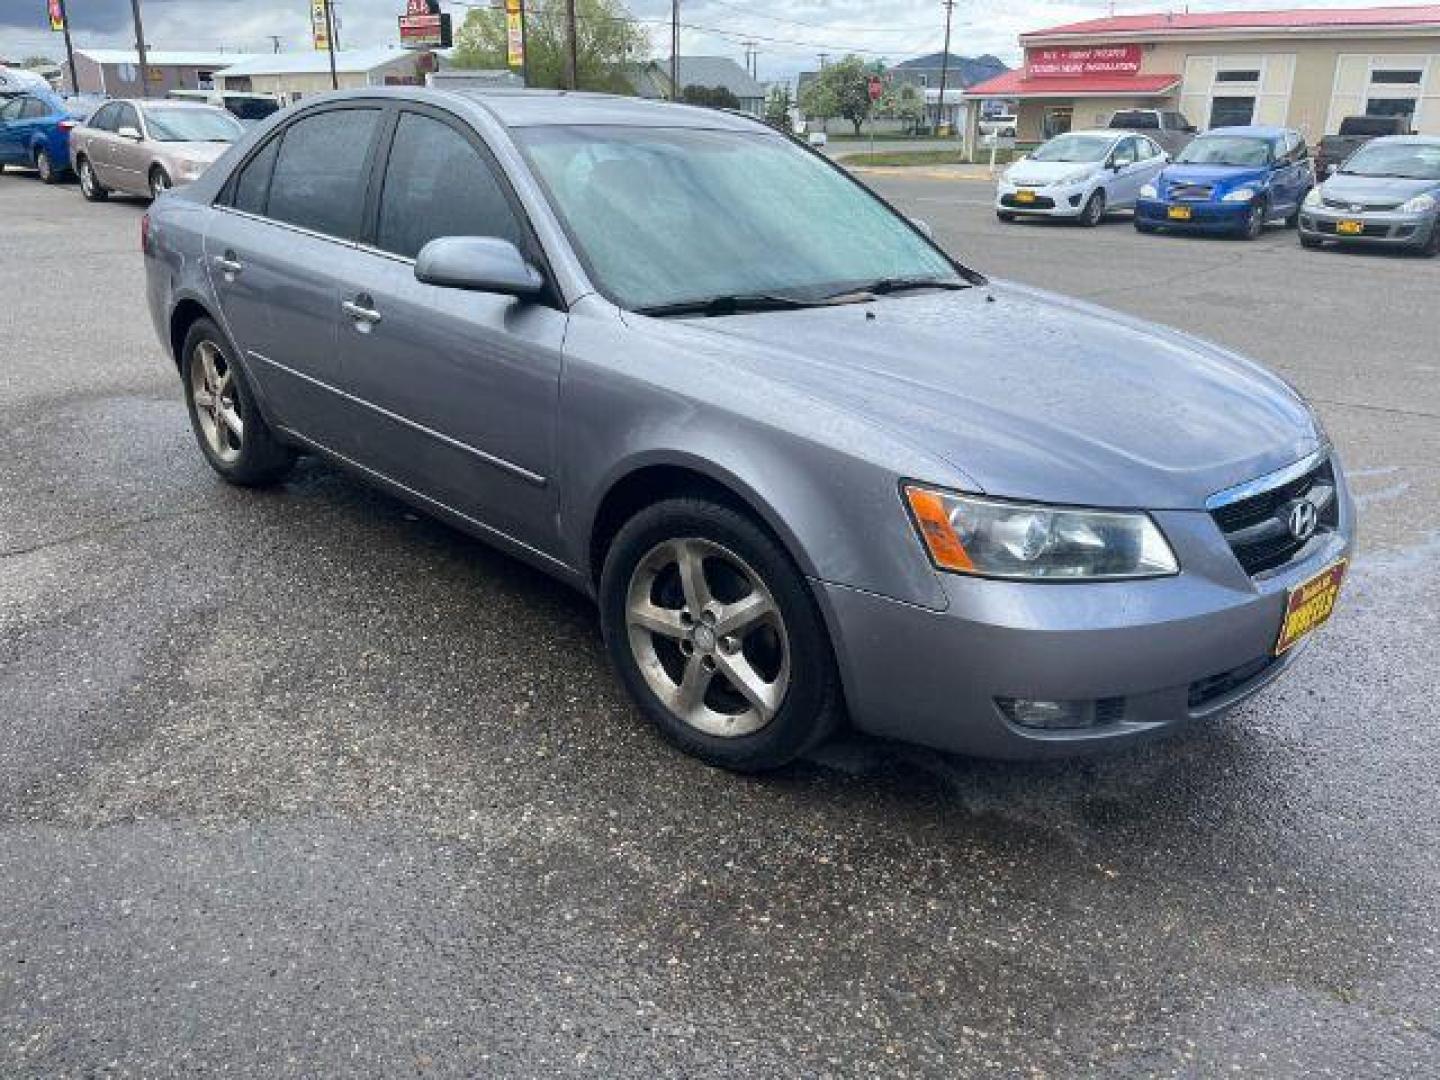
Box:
[143,89,1355,771]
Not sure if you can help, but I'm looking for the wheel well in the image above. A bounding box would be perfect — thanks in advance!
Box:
[588,465,777,586]
[169,299,212,370]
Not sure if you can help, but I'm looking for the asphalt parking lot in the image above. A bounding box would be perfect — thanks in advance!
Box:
[2,171,1437,1077]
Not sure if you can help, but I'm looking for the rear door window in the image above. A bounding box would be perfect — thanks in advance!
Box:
[265,107,382,240]
[374,110,524,259]
[22,98,51,119]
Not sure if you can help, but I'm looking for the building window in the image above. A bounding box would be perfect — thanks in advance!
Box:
[1209,96,1255,127]
[1215,69,1261,83]
[1365,98,1417,121]
[1371,69,1423,85]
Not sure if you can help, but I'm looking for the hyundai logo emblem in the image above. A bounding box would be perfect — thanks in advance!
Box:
[1286,499,1319,542]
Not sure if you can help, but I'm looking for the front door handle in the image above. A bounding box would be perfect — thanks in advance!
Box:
[342,295,382,329]
[214,251,243,277]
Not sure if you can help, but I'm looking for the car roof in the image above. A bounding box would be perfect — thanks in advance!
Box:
[445,88,766,130]
[1202,125,1291,140]
[1362,133,1440,145]
[1060,128,1128,138]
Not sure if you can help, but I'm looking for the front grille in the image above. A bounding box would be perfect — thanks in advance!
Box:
[1322,196,1401,211]
[1210,457,1339,576]
[1169,183,1214,201]
[1189,655,1279,709]
[1001,194,1056,209]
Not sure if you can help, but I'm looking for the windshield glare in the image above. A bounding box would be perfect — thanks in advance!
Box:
[1030,134,1113,163]
[1341,142,1440,179]
[517,125,962,311]
[1176,136,1273,167]
[142,107,243,142]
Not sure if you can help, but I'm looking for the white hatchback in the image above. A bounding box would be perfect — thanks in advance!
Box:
[996,129,1168,226]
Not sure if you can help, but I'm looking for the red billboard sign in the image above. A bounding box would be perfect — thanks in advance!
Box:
[1026,45,1142,78]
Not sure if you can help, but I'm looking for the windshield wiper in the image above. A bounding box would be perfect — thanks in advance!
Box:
[822,277,971,300]
[635,293,845,318]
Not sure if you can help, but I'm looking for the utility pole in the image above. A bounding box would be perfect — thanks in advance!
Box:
[670,1,680,101]
[742,40,757,79]
[323,0,338,90]
[56,0,79,94]
[128,0,150,98]
[564,0,578,90]
[268,35,282,54]
[937,0,956,137]
[818,52,829,70]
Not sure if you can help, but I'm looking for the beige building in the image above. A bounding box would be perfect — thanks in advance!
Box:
[214,47,439,103]
[965,5,1440,143]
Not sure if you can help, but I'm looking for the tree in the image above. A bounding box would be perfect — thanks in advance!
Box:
[764,84,793,132]
[21,55,54,69]
[451,0,648,94]
[877,82,925,134]
[799,55,873,136]
[682,85,740,110]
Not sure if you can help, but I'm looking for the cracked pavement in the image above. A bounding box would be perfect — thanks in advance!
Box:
[2,173,1437,1077]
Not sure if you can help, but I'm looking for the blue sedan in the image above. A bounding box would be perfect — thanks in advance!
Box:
[0,90,104,184]
[1134,125,1315,239]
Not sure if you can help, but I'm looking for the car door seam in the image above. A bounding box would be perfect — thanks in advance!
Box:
[248,350,549,488]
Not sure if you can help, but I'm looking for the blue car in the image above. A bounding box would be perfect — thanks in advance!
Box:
[0,90,104,184]
[1134,125,1314,239]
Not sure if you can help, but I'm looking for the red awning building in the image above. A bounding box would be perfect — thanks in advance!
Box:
[964,4,1440,143]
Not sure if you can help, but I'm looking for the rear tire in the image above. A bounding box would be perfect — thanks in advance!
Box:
[181,318,296,487]
[1080,189,1106,227]
[599,498,843,771]
[77,156,108,202]
[35,147,59,184]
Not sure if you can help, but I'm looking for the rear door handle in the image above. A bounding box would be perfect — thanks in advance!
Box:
[342,296,382,328]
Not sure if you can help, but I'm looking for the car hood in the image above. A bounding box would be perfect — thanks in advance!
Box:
[650,284,1319,509]
[155,140,232,164]
[1159,163,1268,192]
[1005,159,1100,185]
[1321,172,1439,204]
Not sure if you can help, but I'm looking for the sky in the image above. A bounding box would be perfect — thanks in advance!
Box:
[0,0,1418,80]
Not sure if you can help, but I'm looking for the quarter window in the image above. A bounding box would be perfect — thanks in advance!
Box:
[265,107,382,239]
[375,111,524,260]
[231,135,281,215]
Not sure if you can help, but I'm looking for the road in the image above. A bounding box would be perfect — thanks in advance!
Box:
[2,172,1437,1077]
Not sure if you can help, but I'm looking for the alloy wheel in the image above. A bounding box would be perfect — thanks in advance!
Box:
[79,159,96,197]
[35,150,51,181]
[189,340,244,463]
[625,537,790,738]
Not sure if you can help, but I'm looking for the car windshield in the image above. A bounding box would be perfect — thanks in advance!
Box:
[1030,134,1114,163]
[1175,136,1273,166]
[1340,142,1440,179]
[516,125,965,311]
[142,107,243,142]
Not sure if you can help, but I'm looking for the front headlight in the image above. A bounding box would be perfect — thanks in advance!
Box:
[1222,187,1257,203]
[1400,193,1436,214]
[1139,182,1158,199]
[1304,187,1323,207]
[904,485,1179,580]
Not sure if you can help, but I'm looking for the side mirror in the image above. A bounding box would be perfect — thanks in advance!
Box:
[1326,163,1338,177]
[414,236,544,296]
[117,125,142,140]
[909,217,934,239]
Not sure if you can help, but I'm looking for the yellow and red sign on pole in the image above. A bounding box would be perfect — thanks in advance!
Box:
[48,0,65,32]
[311,1,330,51]
[506,0,525,69]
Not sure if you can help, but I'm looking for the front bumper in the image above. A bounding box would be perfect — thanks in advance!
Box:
[1299,205,1437,248]
[817,461,1356,759]
[1135,197,1254,233]
[996,178,1092,217]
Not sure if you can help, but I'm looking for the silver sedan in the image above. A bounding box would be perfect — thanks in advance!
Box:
[70,98,242,200]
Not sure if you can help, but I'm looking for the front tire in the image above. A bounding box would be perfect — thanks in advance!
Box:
[1300,234,1323,249]
[996,210,1016,222]
[149,166,172,199]
[181,318,296,487]
[1080,189,1106,227]
[1241,199,1268,240]
[77,156,108,202]
[600,498,843,771]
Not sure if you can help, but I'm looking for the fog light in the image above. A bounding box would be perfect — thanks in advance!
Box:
[996,697,1124,730]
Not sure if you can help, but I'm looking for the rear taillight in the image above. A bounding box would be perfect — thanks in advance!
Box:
[140,212,152,255]
[58,119,76,131]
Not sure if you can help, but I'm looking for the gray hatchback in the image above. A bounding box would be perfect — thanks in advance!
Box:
[1299,135,1440,253]
[143,88,1355,770]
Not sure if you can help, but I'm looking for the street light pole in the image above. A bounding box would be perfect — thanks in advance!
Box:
[670,1,679,101]
[564,0,578,90]
[323,0,339,90]
[128,0,150,98]
[937,0,955,137]
[57,0,79,94]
